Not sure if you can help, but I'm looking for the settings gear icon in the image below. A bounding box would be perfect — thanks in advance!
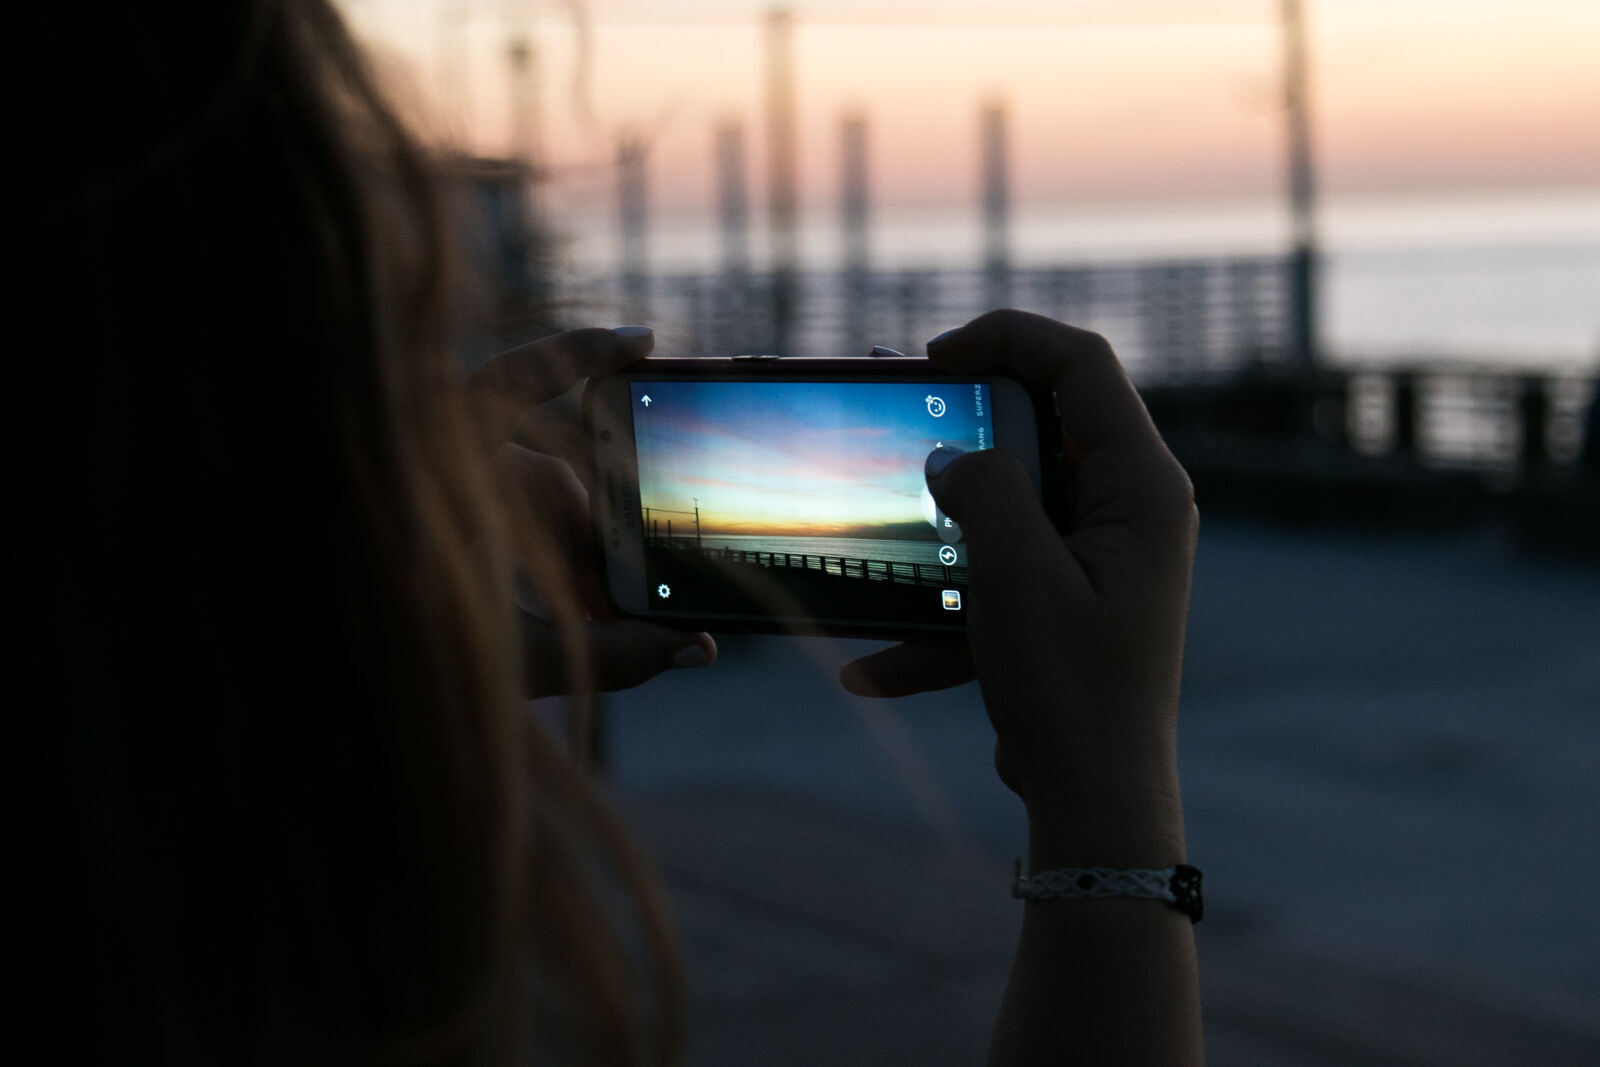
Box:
[656,583,672,599]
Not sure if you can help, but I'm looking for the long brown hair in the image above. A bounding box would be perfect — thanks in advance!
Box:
[34,2,678,1061]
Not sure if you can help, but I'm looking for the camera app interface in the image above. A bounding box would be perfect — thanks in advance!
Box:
[628,379,992,623]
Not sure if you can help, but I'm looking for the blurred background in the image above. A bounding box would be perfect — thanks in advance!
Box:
[340,1,1599,1061]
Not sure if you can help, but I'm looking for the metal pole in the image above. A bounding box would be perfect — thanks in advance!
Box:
[766,7,799,354]
[617,133,649,323]
[1283,0,1318,373]
[505,34,540,167]
[841,111,870,344]
[717,121,751,277]
[841,112,869,274]
[981,100,1011,311]
[716,120,751,352]
[439,2,474,151]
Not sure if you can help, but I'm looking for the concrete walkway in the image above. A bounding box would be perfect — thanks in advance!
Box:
[604,517,1600,1064]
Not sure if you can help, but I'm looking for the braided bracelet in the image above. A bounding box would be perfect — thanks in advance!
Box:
[1011,860,1204,923]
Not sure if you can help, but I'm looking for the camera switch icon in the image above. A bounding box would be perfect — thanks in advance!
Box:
[941,589,962,611]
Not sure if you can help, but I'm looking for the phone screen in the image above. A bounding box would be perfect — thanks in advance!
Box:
[624,378,995,626]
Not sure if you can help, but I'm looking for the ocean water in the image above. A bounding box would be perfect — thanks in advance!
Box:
[1323,241,1599,368]
[550,187,1600,370]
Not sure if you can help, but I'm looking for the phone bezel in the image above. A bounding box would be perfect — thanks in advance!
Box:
[584,356,1063,636]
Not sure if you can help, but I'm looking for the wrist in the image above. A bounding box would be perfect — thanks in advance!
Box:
[1024,784,1186,874]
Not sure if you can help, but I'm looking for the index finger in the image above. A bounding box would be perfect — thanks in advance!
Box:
[468,325,655,446]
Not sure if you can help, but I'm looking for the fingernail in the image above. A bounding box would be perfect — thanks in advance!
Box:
[869,345,905,358]
[671,642,711,669]
[925,444,966,480]
[926,327,959,350]
[611,325,653,339]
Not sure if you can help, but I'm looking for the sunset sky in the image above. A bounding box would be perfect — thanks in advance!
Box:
[629,379,989,536]
[343,0,1600,213]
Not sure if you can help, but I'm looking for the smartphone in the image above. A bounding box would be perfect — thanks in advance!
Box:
[585,356,1063,635]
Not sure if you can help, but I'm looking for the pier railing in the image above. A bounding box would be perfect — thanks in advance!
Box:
[647,538,969,587]
[616,260,1595,479]
[642,260,1292,380]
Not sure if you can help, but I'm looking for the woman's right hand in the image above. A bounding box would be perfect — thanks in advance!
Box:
[842,310,1197,863]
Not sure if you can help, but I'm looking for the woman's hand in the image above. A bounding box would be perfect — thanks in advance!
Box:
[840,311,1196,845]
[469,326,716,698]
[847,309,1202,1064]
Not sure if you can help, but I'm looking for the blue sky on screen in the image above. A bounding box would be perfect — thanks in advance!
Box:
[632,380,989,535]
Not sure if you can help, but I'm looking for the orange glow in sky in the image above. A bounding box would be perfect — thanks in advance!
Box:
[346,1,1600,210]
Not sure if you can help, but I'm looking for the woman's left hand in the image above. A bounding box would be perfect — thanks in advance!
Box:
[468,326,716,697]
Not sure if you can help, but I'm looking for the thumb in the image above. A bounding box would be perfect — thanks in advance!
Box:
[523,618,716,696]
[925,445,1063,566]
[583,621,718,693]
[923,445,1085,648]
